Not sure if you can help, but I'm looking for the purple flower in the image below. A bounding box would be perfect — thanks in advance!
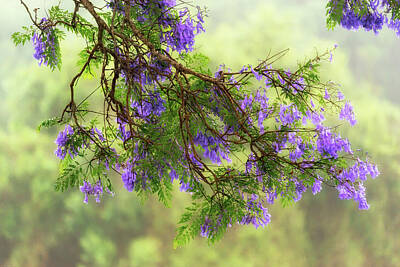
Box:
[179,179,191,192]
[158,6,205,53]
[130,90,166,121]
[293,180,307,202]
[279,104,301,126]
[337,91,345,101]
[316,127,352,159]
[331,0,388,34]
[80,181,92,204]
[337,181,371,210]
[193,131,231,165]
[54,125,78,160]
[200,217,212,238]
[312,178,322,195]
[337,183,354,200]
[121,160,136,192]
[240,194,271,228]
[266,189,277,204]
[31,18,58,68]
[324,88,330,100]
[80,180,110,204]
[95,127,105,142]
[169,168,178,182]
[354,183,370,210]
[339,101,357,126]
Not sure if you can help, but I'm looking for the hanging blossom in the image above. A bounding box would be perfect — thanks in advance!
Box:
[193,131,231,165]
[159,6,205,53]
[118,0,205,53]
[121,160,137,192]
[200,216,213,238]
[89,127,106,143]
[340,101,357,126]
[293,180,307,202]
[32,18,58,68]
[278,104,302,126]
[54,125,78,160]
[312,177,323,195]
[337,182,370,210]
[239,194,271,229]
[237,65,379,215]
[55,125,104,160]
[29,0,381,242]
[328,0,400,35]
[239,89,272,133]
[316,126,352,159]
[169,166,192,192]
[80,180,114,204]
[130,90,166,121]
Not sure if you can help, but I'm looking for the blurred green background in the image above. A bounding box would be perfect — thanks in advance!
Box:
[1,0,400,266]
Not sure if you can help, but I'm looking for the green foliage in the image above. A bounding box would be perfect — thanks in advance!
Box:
[48,5,96,41]
[55,154,83,192]
[11,26,34,46]
[37,117,63,132]
[1,0,399,266]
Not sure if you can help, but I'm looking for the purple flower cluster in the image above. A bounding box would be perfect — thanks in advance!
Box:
[160,8,205,53]
[302,109,326,127]
[89,127,106,143]
[106,0,126,13]
[119,51,172,86]
[32,33,46,63]
[119,0,205,53]
[293,148,378,207]
[316,127,352,159]
[117,138,155,192]
[31,18,58,68]
[80,180,113,203]
[339,0,384,33]
[329,0,400,35]
[116,89,166,146]
[239,194,271,229]
[179,179,191,192]
[193,131,231,165]
[200,216,212,238]
[239,76,378,210]
[116,121,194,194]
[293,180,307,202]
[278,104,302,126]
[239,89,272,131]
[253,90,271,134]
[312,177,323,195]
[340,101,357,126]
[55,126,110,160]
[287,132,306,162]
[337,158,380,182]
[121,160,137,192]
[170,166,193,192]
[54,125,78,160]
[43,1,381,241]
[130,90,166,121]
[266,189,278,204]
[337,183,370,209]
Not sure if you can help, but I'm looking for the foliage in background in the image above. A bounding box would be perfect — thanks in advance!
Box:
[10,0,383,247]
[1,0,399,266]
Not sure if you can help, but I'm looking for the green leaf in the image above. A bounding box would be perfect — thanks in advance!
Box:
[37,117,63,132]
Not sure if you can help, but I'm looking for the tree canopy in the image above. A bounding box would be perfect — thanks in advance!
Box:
[12,0,399,246]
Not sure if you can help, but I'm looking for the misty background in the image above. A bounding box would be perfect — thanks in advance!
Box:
[0,0,399,266]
